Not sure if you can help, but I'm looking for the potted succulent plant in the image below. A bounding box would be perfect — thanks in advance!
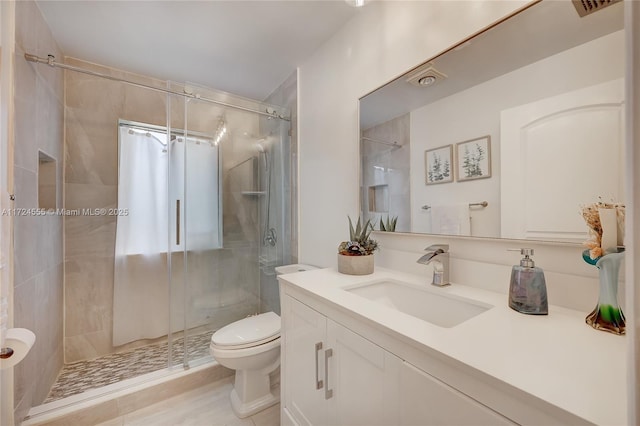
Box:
[337,216,379,275]
[379,215,398,232]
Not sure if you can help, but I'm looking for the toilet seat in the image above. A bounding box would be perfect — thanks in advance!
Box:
[210,335,280,359]
[211,334,280,350]
[211,312,280,349]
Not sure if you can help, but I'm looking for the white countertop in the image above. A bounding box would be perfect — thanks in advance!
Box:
[279,267,627,426]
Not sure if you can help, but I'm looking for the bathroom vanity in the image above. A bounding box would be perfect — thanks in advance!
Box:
[279,267,626,426]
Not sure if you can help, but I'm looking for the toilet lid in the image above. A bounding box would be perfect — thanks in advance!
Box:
[211,312,280,348]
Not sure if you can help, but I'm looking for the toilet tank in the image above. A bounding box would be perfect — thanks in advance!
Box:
[274,264,318,275]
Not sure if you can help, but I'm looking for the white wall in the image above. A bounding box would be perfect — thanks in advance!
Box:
[298,0,529,267]
[410,30,624,237]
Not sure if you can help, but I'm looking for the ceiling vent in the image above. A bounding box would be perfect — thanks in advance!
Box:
[571,0,621,17]
[406,63,447,88]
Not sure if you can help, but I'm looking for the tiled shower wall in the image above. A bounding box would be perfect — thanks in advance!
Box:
[63,58,170,363]
[13,1,65,421]
[361,114,410,232]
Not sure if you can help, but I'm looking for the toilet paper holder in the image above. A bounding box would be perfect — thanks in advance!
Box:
[0,328,36,369]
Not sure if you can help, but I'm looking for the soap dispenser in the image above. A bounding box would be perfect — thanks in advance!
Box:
[508,248,548,315]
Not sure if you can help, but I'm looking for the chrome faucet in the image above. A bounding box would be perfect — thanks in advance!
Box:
[417,244,450,287]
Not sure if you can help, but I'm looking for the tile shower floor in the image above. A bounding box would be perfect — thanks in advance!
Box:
[45,331,213,403]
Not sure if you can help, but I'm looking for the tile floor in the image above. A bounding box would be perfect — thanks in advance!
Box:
[45,331,213,403]
[95,376,280,426]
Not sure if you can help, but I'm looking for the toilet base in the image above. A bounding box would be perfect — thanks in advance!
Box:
[230,383,280,418]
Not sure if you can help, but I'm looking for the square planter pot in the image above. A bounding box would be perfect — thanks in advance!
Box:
[337,253,374,275]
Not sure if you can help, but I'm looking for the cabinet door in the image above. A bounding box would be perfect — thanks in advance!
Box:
[283,296,327,426]
[400,362,515,426]
[326,319,402,426]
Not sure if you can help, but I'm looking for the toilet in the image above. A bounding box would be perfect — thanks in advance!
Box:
[210,311,281,418]
[210,263,317,418]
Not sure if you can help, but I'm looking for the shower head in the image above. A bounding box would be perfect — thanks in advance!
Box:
[254,134,276,152]
[255,140,267,153]
[256,141,269,171]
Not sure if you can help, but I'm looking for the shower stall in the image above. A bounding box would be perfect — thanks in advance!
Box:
[27,56,292,406]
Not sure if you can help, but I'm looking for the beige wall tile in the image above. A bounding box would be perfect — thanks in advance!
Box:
[38,215,64,270]
[65,73,125,113]
[14,215,40,285]
[14,388,35,426]
[33,266,64,404]
[121,84,166,127]
[64,330,113,363]
[14,165,38,209]
[13,278,37,406]
[15,0,37,53]
[64,107,120,185]
[13,53,38,172]
[33,12,64,102]
[65,183,117,210]
[64,214,116,259]
[36,80,64,163]
[64,256,114,338]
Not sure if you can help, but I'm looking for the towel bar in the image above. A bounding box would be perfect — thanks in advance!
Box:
[421,201,488,210]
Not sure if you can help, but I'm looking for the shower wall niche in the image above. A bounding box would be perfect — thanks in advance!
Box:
[38,151,57,210]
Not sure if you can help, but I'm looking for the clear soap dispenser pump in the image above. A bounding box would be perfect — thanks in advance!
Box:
[508,248,548,315]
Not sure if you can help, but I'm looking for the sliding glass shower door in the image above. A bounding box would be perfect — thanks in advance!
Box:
[169,84,290,368]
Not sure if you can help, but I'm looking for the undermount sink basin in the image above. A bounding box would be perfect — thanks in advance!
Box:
[345,280,492,328]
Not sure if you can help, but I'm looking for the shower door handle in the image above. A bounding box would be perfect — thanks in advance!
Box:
[176,200,180,245]
[315,342,323,390]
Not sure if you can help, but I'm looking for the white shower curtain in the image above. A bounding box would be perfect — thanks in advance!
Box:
[113,127,170,346]
[113,126,221,346]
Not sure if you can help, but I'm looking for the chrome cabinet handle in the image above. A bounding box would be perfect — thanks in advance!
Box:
[315,342,323,389]
[176,200,181,245]
[324,348,333,399]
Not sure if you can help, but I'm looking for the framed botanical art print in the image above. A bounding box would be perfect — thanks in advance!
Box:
[425,145,453,185]
[456,136,491,181]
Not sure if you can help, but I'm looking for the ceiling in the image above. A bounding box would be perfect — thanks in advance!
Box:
[36,1,359,101]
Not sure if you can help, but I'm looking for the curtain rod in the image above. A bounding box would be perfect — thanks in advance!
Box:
[24,53,290,122]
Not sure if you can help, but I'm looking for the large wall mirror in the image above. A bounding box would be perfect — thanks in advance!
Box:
[359,0,624,242]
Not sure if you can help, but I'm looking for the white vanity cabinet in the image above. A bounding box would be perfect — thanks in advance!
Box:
[325,317,402,425]
[280,268,626,425]
[282,293,328,425]
[282,295,401,426]
[282,294,514,426]
[399,362,513,425]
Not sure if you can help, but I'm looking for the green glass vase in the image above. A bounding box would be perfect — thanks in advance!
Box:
[583,250,625,335]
